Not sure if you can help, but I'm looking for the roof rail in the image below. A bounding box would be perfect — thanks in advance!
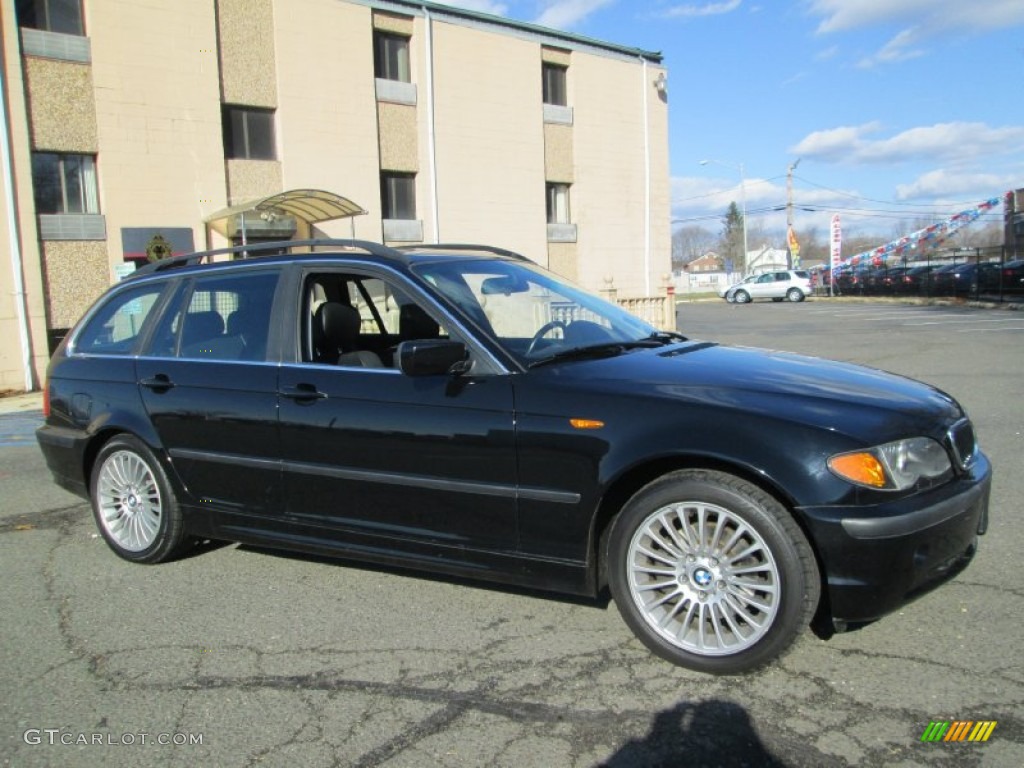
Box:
[397,243,529,261]
[129,239,403,277]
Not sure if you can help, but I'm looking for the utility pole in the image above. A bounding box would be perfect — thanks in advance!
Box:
[786,159,800,268]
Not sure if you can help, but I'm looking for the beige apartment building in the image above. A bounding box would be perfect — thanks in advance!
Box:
[0,0,670,392]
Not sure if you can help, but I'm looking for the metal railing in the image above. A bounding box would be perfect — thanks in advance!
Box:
[812,246,1023,303]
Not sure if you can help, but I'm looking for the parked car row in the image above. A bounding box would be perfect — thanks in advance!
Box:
[813,260,1024,298]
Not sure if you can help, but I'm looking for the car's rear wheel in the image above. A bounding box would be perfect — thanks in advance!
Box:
[786,288,804,302]
[91,435,186,563]
[607,469,820,674]
[733,290,750,304]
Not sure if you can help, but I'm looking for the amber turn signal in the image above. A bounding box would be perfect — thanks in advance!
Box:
[828,452,888,488]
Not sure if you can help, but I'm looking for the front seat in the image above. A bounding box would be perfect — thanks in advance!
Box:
[313,302,384,368]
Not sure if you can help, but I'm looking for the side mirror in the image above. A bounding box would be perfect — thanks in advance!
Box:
[397,340,470,377]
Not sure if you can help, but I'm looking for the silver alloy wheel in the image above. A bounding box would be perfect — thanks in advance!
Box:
[734,290,750,304]
[96,449,162,552]
[626,501,781,656]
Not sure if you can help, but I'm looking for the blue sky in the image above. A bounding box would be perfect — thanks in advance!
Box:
[435,0,1024,244]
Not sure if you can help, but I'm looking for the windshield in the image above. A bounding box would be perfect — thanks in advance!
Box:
[411,258,659,367]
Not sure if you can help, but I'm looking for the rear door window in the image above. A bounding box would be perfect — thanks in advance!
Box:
[149,271,279,360]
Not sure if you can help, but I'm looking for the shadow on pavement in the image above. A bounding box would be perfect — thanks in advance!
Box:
[600,699,782,767]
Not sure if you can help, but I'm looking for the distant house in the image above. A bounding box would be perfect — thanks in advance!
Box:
[685,252,724,273]
[747,246,789,274]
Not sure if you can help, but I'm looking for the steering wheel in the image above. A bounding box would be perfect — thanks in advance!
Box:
[525,320,567,356]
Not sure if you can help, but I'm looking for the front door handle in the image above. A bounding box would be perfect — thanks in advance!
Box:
[279,384,328,402]
[140,374,175,392]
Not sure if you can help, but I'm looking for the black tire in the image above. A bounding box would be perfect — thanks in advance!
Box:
[606,469,820,674]
[734,290,750,304]
[90,435,187,564]
[786,288,804,303]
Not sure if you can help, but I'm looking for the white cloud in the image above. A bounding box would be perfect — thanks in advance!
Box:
[807,0,1024,36]
[790,122,1024,165]
[895,169,1018,201]
[534,0,616,29]
[789,122,883,161]
[808,0,1024,69]
[661,0,742,20]
[856,28,924,68]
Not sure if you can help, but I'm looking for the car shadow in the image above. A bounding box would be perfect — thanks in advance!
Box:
[600,699,783,767]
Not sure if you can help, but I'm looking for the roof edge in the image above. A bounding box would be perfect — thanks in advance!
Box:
[351,0,663,64]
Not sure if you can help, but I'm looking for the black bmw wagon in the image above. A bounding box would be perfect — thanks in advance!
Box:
[36,239,991,674]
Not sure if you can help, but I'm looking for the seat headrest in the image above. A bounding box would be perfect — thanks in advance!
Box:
[316,302,361,346]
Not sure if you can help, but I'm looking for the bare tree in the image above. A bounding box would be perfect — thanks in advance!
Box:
[671,226,715,268]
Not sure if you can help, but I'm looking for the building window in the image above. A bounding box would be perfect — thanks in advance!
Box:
[381,173,416,220]
[16,0,84,35]
[222,106,276,160]
[374,32,411,83]
[546,183,571,224]
[31,152,99,214]
[542,63,568,106]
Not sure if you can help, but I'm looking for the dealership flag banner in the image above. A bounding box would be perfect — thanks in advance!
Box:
[787,227,801,268]
[829,214,842,291]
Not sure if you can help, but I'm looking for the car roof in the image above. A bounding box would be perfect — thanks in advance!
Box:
[125,238,529,281]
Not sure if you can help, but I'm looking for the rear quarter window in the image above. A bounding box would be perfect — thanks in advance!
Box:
[73,283,167,355]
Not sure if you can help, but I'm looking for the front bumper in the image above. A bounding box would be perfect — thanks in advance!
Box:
[799,452,991,625]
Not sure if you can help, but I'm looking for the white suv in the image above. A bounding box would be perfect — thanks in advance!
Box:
[722,270,811,303]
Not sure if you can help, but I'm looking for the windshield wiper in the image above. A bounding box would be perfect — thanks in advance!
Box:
[646,330,688,344]
[528,340,659,369]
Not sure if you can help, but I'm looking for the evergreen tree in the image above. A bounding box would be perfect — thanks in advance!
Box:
[720,202,745,273]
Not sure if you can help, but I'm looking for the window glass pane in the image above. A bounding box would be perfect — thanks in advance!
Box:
[15,0,43,29]
[245,110,276,160]
[222,107,276,160]
[75,284,166,355]
[49,0,84,35]
[31,153,61,214]
[223,107,245,159]
[382,173,416,219]
[16,0,84,34]
[546,184,570,224]
[375,33,411,82]
[542,64,567,106]
[174,272,278,360]
[32,152,98,214]
[62,155,84,213]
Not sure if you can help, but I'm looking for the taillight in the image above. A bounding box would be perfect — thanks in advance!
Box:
[42,382,50,418]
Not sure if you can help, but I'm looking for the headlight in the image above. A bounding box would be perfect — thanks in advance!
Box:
[828,437,953,491]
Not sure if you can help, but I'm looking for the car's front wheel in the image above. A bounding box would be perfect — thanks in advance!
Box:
[786,288,805,302]
[607,469,820,674]
[90,435,187,563]
[733,290,750,304]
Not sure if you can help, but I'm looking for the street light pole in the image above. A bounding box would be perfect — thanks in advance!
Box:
[700,159,748,274]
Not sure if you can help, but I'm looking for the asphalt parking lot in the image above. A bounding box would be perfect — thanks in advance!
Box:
[1,299,1021,767]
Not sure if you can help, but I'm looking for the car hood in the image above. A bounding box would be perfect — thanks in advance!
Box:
[535,340,963,444]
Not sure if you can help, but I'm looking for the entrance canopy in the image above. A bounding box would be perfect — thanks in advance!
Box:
[204,189,367,239]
